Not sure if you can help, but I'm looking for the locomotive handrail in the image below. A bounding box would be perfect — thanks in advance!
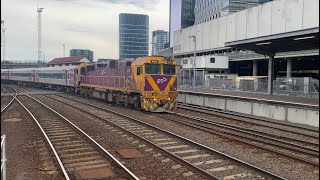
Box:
[81,75,126,88]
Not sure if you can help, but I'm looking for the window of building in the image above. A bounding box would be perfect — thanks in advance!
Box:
[210,58,216,63]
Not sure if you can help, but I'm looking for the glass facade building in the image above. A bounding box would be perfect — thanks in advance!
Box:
[194,0,272,25]
[70,49,94,62]
[119,13,149,59]
[152,30,169,55]
[169,0,195,48]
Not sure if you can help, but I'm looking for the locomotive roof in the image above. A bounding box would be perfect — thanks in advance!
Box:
[132,56,176,66]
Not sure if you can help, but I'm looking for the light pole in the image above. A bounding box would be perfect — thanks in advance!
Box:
[37,7,44,64]
[189,35,196,88]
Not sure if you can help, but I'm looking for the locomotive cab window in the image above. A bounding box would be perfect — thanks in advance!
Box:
[163,65,176,75]
[145,64,161,75]
[137,66,141,75]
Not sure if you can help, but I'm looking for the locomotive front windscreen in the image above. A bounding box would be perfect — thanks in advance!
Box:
[145,64,161,75]
[163,65,176,75]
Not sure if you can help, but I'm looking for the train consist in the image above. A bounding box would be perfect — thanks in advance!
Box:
[1,56,178,112]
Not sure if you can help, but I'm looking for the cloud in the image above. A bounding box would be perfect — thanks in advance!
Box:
[55,0,160,10]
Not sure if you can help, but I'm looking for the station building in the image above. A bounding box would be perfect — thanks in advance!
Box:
[173,0,319,83]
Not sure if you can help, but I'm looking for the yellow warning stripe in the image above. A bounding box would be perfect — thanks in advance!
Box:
[146,76,160,92]
[165,76,176,91]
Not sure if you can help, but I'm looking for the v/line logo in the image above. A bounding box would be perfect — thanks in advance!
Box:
[157,77,167,85]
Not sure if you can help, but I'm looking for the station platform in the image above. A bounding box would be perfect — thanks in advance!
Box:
[178,88,319,107]
[177,88,319,128]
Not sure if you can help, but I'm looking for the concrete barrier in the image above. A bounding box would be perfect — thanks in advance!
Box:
[178,91,319,128]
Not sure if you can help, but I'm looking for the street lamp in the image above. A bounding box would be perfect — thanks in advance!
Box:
[189,35,196,88]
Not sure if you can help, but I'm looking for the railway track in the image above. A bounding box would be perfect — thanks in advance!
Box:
[1,86,17,113]
[156,111,319,167]
[7,89,139,180]
[47,94,286,180]
[178,103,319,136]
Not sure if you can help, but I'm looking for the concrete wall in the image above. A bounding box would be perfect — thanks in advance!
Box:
[173,0,320,55]
[178,91,319,127]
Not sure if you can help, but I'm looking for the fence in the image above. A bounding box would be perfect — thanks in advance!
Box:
[178,76,319,98]
[1,135,6,180]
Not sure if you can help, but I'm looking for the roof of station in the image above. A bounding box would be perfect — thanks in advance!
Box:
[225,28,319,55]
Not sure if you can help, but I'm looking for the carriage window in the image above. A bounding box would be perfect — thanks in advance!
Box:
[137,67,141,75]
[163,65,176,75]
[145,64,161,75]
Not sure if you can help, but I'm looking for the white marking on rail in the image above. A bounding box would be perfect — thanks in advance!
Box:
[153,153,162,157]
[154,138,171,142]
[207,166,234,172]
[123,126,138,128]
[183,172,194,177]
[164,145,189,150]
[173,150,199,154]
[182,154,210,160]
[157,142,178,145]
[138,144,146,148]
[143,132,158,135]
[171,165,182,169]
[193,159,223,166]
[161,158,171,163]
[144,148,153,152]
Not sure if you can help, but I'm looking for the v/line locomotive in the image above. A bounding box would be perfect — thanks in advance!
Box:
[1,56,178,112]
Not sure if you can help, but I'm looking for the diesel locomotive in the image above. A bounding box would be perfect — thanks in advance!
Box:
[1,56,178,112]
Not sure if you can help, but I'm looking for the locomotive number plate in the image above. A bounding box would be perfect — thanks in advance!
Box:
[151,60,158,64]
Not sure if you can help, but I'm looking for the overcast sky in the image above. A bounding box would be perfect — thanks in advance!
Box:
[1,0,170,62]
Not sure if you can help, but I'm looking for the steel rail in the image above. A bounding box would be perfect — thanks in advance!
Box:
[1,87,17,114]
[170,112,319,156]
[159,112,319,167]
[19,91,139,180]
[47,95,220,180]
[5,89,71,180]
[51,94,287,180]
[178,103,319,136]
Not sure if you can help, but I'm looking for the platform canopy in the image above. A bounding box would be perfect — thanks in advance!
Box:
[225,28,319,55]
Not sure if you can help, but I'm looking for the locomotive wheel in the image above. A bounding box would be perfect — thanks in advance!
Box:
[133,100,140,109]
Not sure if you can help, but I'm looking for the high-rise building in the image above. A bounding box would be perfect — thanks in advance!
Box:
[169,0,195,48]
[119,13,149,59]
[194,0,272,25]
[70,49,94,62]
[152,30,169,55]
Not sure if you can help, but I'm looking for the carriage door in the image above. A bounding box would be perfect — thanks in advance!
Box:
[68,70,75,85]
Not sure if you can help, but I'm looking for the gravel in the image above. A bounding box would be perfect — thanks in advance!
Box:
[36,94,204,180]
[54,94,319,180]
[1,101,64,180]
[176,107,319,147]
